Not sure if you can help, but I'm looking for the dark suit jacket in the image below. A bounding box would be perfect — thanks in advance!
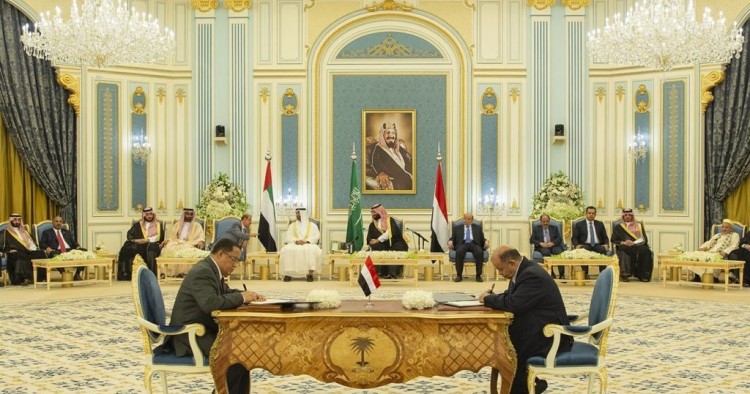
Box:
[483,258,573,359]
[219,221,249,247]
[167,256,245,357]
[39,228,79,251]
[449,223,486,249]
[572,219,609,247]
[530,224,563,249]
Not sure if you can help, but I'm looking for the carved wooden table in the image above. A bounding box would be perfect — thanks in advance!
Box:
[210,300,515,394]
[325,254,447,285]
[542,256,618,284]
[660,259,744,292]
[31,258,113,290]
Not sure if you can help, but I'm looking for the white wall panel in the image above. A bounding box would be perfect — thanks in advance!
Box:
[477,2,501,63]
[278,1,303,63]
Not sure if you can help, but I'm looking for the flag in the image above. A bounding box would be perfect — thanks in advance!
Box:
[430,162,450,253]
[345,160,364,252]
[258,161,278,252]
[358,256,380,296]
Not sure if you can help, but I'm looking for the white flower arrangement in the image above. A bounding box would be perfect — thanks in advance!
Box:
[670,242,684,253]
[676,251,722,262]
[196,173,249,222]
[401,291,436,310]
[548,249,610,260]
[51,249,97,261]
[305,289,341,309]
[162,248,210,259]
[351,251,415,259]
[531,171,585,221]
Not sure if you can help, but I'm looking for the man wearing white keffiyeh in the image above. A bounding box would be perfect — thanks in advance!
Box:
[117,207,164,280]
[690,219,740,283]
[1,213,46,285]
[280,208,322,282]
[366,122,413,191]
[161,208,206,276]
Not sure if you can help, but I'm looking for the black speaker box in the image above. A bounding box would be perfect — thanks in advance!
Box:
[216,125,225,137]
[554,124,564,136]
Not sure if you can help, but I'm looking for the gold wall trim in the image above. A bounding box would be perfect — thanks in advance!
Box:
[701,71,725,113]
[260,87,270,104]
[635,84,649,113]
[595,86,605,103]
[191,0,218,12]
[282,88,298,116]
[176,88,186,105]
[482,87,497,115]
[131,86,146,114]
[56,73,80,116]
[527,0,555,11]
[304,0,316,11]
[156,88,166,104]
[561,0,590,10]
[366,0,413,12]
[615,85,625,103]
[223,0,251,12]
[509,87,520,104]
[463,0,476,10]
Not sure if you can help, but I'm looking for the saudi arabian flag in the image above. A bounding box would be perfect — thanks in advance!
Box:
[345,160,364,252]
[258,161,278,252]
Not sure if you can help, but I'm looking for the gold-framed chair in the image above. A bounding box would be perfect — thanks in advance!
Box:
[529,216,566,263]
[132,256,209,393]
[710,219,746,238]
[526,266,618,393]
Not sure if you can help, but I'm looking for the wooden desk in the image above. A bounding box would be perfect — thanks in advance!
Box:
[210,300,515,394]
[660,259,744,292]
[32,258,113,290]
[329,254,447,285]
[542,257,618,284]
[155,257,203,284]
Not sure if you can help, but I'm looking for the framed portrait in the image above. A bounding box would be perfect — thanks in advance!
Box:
[362,110,416,194]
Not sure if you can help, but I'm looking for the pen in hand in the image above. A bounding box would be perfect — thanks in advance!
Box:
[488,283,495,294]
[243,283,248,291]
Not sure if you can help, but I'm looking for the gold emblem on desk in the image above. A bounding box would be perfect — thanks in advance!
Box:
[324,326,399,385]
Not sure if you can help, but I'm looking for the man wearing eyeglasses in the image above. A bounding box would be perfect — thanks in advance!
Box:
[167,238,265,394]
[611,208,653,282]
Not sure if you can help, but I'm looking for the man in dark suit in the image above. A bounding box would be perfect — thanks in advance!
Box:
[571,206,609,279]
[1,213,45,285]
[166,238,266,394]
[39,215,85,280]
[366,204,409,278]
[611,208,652,282]
[448,212,488,282]
[117,207,165,280]
[479,246,573,394]
[218,213,256,261]
[530,214,564,278]
[728,230,750,287]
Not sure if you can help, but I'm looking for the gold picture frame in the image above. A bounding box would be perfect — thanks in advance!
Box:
[362,109,416,194]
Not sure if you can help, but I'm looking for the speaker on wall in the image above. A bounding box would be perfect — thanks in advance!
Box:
[215,125,225,137]
[554,124,564,136]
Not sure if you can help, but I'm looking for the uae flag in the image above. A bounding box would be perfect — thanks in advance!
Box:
[345,160,364,252]
[358,256,380,296]
[430,162,450,253]
[258,161,278,252]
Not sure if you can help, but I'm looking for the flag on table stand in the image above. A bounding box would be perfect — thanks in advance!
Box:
[258,161,278,252]
[358,256,380,296]
[345,159,364,252]
[430,162,450,253]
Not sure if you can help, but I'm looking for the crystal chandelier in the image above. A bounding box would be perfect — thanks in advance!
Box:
[132,134,151,165]
[628,133,648,162]
[20,0,175,68]
[587,0,744,71]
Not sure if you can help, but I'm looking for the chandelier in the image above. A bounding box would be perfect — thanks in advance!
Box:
[132,134,151,165]
[628,133,648,162]
[20,0,175,68]
[587,0,744,71]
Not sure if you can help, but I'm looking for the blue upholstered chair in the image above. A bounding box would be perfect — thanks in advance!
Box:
[526,266,618,394]
[212,216,241,246]
[132,256,209,393]
[448,218,491,280]
[32,220,54,244]
[710,220,745,238]
[529,216,566,262]
[0,221,9,285]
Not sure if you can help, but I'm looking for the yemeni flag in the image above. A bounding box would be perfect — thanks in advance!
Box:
[358,256,380,296]
[430,162,450,253]
[258,161,278,252]
[345,160,364,252]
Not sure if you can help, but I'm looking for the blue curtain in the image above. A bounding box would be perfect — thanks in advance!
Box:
[0,1,78,235]
[704,19,750,239]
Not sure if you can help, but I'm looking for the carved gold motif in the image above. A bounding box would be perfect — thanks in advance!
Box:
[597,198,604,209]
[303,0,315,11]
[637,204,647,213]
[177,199,185,210]
[667,84,680,209]
[191,0,218,12]
[527,0,555,11]
[635,84,649,114]
[158,200,166,213]
[176,88,186,105]
[56,73,81,115]
[366,0,413,12]
[463,0,476,10]
[595,87,605,103]
[156,88,166,104]
[131,86,146,115]
[616,199,623,209]
[616,85,625,103]
[509,87,520,104]
[223,0,251,12]
[701,71,725,113]
[282,88,298,116]
[482,87,497,115]
[260,87,270,104]
[135,204,143,213]
[101,86,115,209]
[483,103,496,115]
[561,0,589,10]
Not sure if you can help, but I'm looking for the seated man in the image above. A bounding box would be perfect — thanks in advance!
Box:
[691,219,739,282]
[530,214,565,278]
[728,229,750,287]
[117,207,164,280]
[218,213,256,261]
[1,213,45,285]
[611,208,653,282]
[448,212,488,282]
[571,206,610,279]
[39,215,85,280]
[166,238,266,394]
[280,208,322,282]
[366,204,408,278]
[160,208,206,277]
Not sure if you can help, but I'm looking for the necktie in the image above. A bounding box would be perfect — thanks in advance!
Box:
[589,222,596,247]
[464,225,471,244]
[508,280,515,293]
[56,230,67,253]
[543,228,550,243]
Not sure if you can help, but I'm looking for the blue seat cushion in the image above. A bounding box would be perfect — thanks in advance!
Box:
[152,345,209,366]
[527,341,599,367]
[448,250,490,262]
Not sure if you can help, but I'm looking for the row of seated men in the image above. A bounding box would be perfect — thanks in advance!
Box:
[0,213,84,285]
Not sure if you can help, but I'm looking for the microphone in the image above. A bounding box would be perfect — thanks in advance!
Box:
[406,227,429,242]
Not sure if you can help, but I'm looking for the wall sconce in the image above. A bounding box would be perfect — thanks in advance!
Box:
[628,133,648,162]
[132,134,152,164]
[275,188,299,217]
[476,188,504,216]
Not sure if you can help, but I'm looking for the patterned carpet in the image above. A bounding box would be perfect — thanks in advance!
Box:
[0,286,748,393]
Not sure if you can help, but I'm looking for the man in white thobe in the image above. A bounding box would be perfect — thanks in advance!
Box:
[161,208,206,277]
[280,208,321,282]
